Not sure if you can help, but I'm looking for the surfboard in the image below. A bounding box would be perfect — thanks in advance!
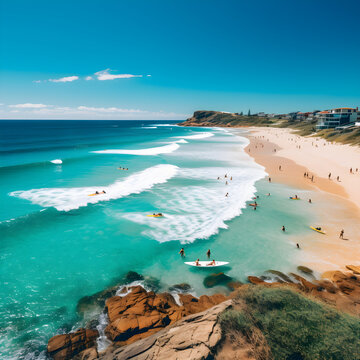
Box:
[184,261,229,267]
[310,226,326,234]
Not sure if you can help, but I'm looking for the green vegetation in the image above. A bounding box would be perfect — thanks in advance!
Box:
[181,111,360,146]
[219,286,360,360]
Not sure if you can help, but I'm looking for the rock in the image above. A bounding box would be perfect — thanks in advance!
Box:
[297,266,314,275]
[265,270,294,283]
[346,265,360,275]
[103,285,228,345]
[47,328,99,360]
[100,300,233,360]
[124,271,144,283]
[290,273,323,293]
[76,286,118,317]
[168,283,191,292]
[73,347,98,360]
[203,272,232,288]
[226,281,243,291]
[248,276,266,285]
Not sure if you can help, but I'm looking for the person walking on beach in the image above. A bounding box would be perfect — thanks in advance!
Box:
[282,225,286,232]
[279,165,282,171]
[328,172,331,180]
[296,243,300,249]
[308,199,312,203]
[311,175,314,182]
[268,177,271,183]
[339,229,344,239]
[206,249,211,258]
[337,176,340,181]
[179,248,185,257]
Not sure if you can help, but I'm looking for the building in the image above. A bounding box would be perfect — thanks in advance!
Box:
[316,107,358,130]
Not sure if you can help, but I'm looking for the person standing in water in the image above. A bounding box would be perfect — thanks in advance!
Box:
[282,225,286,232]
[179,248,185,257]
[206,249,211,258]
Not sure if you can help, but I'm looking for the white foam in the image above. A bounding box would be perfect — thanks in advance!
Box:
[123,166,265,243]
[142,126,157,129]
[10,164,178,211]
[173,139,188,144]
[174,133,214,140]
[91,143,180,156]
[50,159,62,164]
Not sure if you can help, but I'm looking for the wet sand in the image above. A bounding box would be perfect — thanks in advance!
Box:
[242,127,360,273]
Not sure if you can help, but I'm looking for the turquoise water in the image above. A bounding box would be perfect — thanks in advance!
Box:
[0,120,314,358]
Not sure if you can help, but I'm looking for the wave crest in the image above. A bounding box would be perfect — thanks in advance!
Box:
[91,143,180,156]
[10,164,178,211]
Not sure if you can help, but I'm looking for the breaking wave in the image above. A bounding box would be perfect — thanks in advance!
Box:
[10,164,178,211]
[91,143,180,156]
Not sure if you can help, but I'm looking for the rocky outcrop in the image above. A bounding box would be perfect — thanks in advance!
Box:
[100,300,232,359]
[104,286,227,345]
[47,328,99,360]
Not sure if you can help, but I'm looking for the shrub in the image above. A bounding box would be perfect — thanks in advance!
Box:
[220,286,360,360]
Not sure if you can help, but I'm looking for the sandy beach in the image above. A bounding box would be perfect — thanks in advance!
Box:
[244,127,360,273]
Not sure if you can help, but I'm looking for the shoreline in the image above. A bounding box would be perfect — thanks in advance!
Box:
[241,126,360,272]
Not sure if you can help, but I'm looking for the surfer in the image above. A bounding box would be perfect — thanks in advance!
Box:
[179,248,185,257]
[206,249,211,258]
[266,193,271,196]
[195,258,200,266]
[95,191,99,195]
[207,259,216,266]
[316,227,322,231]
[225,192,229,197]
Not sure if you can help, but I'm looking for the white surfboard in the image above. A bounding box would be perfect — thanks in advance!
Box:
[184,261,229,267]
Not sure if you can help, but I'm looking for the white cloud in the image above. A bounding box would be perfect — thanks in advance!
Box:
[94,69,142,81]
[3,102,188,120]
[9,103,49,109]
[49,76,79,83]
[85,76,93,80]
[33,80,43,83]
[146,75,152,77]
[77,106,144,113]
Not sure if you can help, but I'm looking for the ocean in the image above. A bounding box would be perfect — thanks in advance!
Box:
[0,120,313,358]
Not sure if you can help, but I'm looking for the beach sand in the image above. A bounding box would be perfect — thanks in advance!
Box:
[243,127,360,273]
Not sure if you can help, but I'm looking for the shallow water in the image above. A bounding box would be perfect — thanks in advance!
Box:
[0,120,315,358]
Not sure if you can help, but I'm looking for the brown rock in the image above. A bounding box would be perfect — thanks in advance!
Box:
[47,328,98,360]
[73,347,98,360]
[346,265,360,275]
[100,300,233,360]
[248,276,266,285]
[103,285,228,345]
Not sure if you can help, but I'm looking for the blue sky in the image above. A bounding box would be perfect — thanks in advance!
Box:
[0,0,360,119]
